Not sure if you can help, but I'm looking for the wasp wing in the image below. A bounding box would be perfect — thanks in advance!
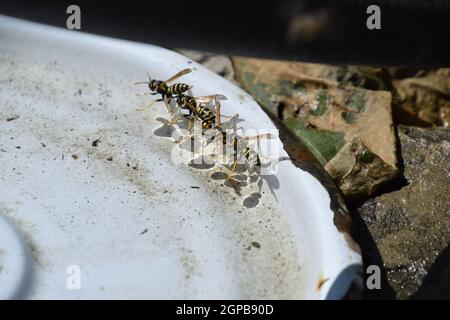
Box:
[164,68,192,84]
[194,94,227,103]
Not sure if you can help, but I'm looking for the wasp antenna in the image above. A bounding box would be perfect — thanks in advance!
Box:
[146,71,152,82]
[133,81,150,85]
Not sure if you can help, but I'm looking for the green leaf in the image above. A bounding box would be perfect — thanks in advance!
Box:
[310,89,328,116]
[278,79,306,97]
[284,118,345,164]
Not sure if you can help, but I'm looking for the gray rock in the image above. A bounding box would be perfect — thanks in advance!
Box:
[176,49,238,84]
[355,125,450,299]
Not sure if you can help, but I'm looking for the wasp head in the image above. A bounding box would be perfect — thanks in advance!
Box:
[149,80,163,92]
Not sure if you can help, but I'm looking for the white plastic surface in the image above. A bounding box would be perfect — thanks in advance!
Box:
[0,15,361,299]
[0,214,32,299]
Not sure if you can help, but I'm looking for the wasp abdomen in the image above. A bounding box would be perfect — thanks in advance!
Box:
[197,106,216,125]
[170,83,190,95]
[243,147,251,160]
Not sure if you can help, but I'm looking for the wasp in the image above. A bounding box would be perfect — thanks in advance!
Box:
[175,94,229,129]
[218,128,277,182]
[177,96,268,178]
[229,134,267,173]
[181,94,245,151]
[134,68,193,109]
[177,94,239,143]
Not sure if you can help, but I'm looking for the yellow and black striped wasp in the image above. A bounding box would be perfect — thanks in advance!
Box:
[229,132,290,182]
[174,94,240,158]
[175,93,239,141]
[134,68,193,109]
[176,95,271,179]
[175,94,228,130]
[170,94,225,151]
[227,133,272,180]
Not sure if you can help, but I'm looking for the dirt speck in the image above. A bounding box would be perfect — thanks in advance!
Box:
[6,115,19,122]
[251,241,261,249]
[92,139,101,147]
[180,248,197,280]
[317,273,329,290]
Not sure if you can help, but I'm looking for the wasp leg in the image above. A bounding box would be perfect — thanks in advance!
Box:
[170,113,195,132]
[136,99,158,111]
[225,159,238,181]
[136,96,167,111]
[135,92,157,96]
[226,139,239,181]
[243,133,273,142]
[168,114,192,128]
[214,98,222,127]
[174,132,194,145]
[167,115,180,126]
[227,114,239,129]
[187,117,194,131]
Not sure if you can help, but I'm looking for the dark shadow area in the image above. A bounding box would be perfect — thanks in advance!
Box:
[242,192,262,209]
[343,125,412,299]
[187,157,215,170]
[411,244,450,300]
[1,0,449,66]
[347,200,397,299]
[153,123,175,138]
[326,264,363,300]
